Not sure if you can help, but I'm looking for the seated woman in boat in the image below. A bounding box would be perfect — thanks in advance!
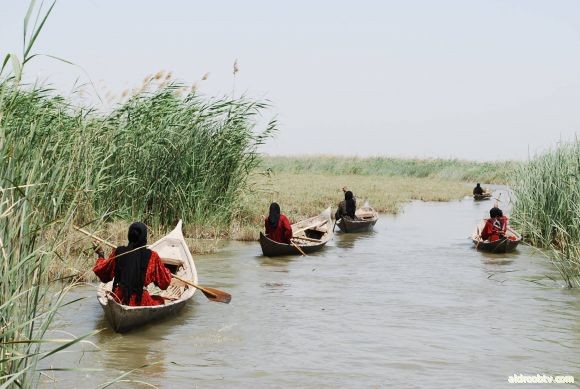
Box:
[473,183,484,195]
[480,207,509,242]
[93,222,172,307]
[335,190,358,221]
[264,202,293,244]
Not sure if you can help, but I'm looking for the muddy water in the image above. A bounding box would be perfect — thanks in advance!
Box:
[47,197,580,388]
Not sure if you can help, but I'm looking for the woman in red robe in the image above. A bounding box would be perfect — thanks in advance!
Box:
[481,207,509,242]
[93,222,172,306]
[264,202,293,244]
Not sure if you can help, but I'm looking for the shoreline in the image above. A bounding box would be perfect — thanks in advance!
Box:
[59,173,481,282]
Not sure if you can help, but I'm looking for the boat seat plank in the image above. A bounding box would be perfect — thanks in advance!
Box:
[161,257,184,266]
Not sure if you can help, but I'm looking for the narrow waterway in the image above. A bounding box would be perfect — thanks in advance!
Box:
[46,196,580,388]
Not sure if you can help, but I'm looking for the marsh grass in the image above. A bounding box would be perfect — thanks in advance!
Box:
[511,141,580,287]
[233,172,471,241]
[1,1,275,382]
[262,155,518,183]
[1,80,275,382]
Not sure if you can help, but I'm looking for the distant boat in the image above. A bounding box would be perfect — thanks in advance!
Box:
[260,207,333,257]
[471,222,522,253]
[473,193,492,201]
[97,220,197,332]
[336,203,379,233]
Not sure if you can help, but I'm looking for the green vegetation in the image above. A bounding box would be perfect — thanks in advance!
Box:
[1,84,273,386]
[262,155,518,183]
[1,2,275,384]
[510,141,580,287]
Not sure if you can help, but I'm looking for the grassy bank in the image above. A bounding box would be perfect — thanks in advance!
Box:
[261,155,518,183]
[510,141,580,287]
[58,157,512,279]
[226,155,516,241]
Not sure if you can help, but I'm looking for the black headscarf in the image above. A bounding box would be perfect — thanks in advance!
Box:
[268,202,281,227]
[345,191,356,218]
[113,222,152,305]
[489,207,502,218]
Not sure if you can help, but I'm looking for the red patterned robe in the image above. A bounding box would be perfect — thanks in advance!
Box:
[481,216,509,242]
[264,214,293,244]
[93,250,172,306]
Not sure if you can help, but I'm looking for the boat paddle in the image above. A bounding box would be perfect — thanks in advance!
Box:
[73,225,232,304]
[290,239,307,256]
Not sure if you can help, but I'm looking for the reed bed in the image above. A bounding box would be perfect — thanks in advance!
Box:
[2,51,274,389]
[510,141,580,287]
[262,155,518,184]
[0,182,105,387]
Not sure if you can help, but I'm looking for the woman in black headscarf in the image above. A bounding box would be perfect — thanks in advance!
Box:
[93,222,172,306]
[264,202,293,243]
[335,190,357,221]
[480,207,509,241]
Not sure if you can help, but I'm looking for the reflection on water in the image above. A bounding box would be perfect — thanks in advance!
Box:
[333,230,377,250]
[46,196,580,388]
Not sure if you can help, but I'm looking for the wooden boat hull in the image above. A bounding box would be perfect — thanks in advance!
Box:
[473,193,491,201]
[260,232,328,256]
[471,224,522,253]
[97,220,197,333]
[101,296,188,333]
[260,207,332,257]
[336,207,378,233]
[471,237,521,253]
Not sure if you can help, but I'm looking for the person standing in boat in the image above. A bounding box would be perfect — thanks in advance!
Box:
[93,222,172,307]
[480,207,508,242]
[473,183,484,195]
[335,190,358,221]
[264,202,293,244]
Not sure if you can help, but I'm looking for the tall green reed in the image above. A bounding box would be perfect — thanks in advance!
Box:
[1,1,276,385]
[0,86,101,387]
[511,140,580,287]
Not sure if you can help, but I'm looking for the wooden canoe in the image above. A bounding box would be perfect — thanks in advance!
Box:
[336,205,379,233]
[97,220,197,333]
[471,222,522,253]
[473,193,492,201]
[260,207,333,257]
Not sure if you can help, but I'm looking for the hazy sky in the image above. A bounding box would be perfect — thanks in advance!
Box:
[2,0,579,160]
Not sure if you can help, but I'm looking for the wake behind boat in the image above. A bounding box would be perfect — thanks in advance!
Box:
[260,207,333,257]
[97,220,197,332]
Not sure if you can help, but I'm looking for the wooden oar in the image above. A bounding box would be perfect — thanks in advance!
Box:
[74,225,116,249]
[73,225,231,304]
[290,240,307,256]
[333,218,341,233]
[172,274,231,304]
[475,226,481,250]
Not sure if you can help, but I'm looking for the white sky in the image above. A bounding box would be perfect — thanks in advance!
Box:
[1,0,579,160]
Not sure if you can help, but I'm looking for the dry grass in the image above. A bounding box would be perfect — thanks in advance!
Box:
[231,172,470,240]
